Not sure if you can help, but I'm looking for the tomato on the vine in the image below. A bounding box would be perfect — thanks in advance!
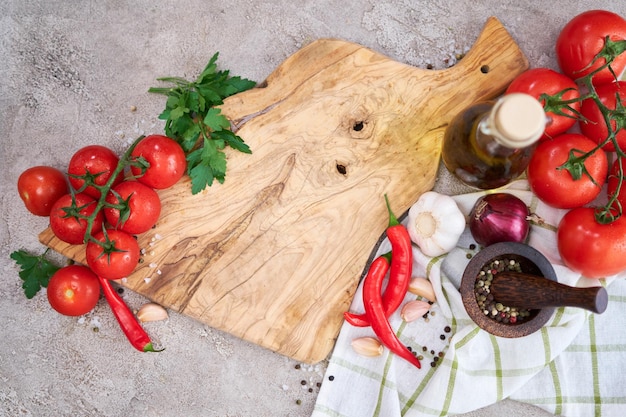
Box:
[527,133,608,209]
[505,68,580,140]
[557,207,626,278]
[86,229,140,280]
[68,145,123,198]
[580,81,626,152]
[556,10,626,85]
[17,166,68,216]
[47,265,101,316]
[50,193,104,244]
[131,135,186,189]
[104,181,162,235]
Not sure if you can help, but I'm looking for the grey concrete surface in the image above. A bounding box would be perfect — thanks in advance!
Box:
[2,1,624,416]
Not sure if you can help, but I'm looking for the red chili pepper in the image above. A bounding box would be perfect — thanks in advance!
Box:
[362,254,421,369]
[98,275,163,352]
[344,195,412,327]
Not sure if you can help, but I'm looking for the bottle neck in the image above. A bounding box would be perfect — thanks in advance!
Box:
[474,116,519,158]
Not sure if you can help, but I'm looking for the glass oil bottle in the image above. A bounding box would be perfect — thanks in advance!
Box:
[441,93,546,189]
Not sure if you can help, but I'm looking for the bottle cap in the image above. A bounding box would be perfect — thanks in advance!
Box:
[490,93,546,148]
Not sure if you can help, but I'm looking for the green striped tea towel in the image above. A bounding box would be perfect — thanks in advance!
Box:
[312,180,626,417]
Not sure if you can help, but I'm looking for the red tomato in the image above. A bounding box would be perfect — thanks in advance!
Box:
[47,265,101,316]
[131,135,187,190]
[607,158,626,211]
[49,193,104,244]
[86,229,140,280]
[68,145,123,198]
[130,135,186,189]
[557,207,626,278]
[556,10,626,85]
[104,181,162,235]
[527,133,608,209]
[505,68,581,140]
[17,166,68,216]
[580,81,626,152]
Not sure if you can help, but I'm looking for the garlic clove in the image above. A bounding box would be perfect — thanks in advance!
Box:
[408,277,437,302]
[136,302,169,322]
[401,300,431,322]
[351,336,384,357]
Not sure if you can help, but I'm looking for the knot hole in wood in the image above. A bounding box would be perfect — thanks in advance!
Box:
[348,117,372,139]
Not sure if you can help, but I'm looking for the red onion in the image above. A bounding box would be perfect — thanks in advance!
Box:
[469,193,530,246]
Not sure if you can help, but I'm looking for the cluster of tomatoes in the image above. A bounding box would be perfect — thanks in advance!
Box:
[504,10,626,279]
[17,134,186,316]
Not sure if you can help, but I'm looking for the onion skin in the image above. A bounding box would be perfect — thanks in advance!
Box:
[469,193,530,246]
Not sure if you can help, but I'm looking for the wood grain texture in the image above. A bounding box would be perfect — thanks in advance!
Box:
[39,17,528,363]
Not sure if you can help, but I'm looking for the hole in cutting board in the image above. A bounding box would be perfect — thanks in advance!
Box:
[353,121,364,131]
[336,163,347,175]
[480,65,490,74]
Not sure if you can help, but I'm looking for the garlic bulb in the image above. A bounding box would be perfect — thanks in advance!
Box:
[406,191,465,257]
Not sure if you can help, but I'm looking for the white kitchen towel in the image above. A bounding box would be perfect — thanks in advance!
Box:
[312,180,626,417]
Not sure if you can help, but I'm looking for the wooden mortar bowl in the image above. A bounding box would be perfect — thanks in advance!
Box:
[460,242,557,338]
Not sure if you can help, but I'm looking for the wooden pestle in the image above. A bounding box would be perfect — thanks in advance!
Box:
[489,272,608,314]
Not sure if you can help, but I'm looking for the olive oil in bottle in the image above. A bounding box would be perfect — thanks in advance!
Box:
[441,93,546,189]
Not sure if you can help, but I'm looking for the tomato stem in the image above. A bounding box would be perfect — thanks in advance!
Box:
[81,135,146,245]
[546,37,626,224]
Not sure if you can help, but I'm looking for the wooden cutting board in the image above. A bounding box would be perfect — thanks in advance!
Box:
[39,17,528,363]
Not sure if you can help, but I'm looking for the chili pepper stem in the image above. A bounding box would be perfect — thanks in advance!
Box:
[143,342,159,353]
[384,194,401,228]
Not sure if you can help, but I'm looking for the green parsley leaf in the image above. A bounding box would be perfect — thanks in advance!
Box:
[10,249,60,299]
[149,53,256,194]
[204,108,231,131]
[213,130,252,154]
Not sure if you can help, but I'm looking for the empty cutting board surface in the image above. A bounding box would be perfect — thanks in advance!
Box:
[40,17,528,363]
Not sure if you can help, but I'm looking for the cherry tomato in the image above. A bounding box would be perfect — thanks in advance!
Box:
[556,10,626,85]
[86,229,140,280]
[131,135,186,189]
[505,68,580,140]
[104,181,162,235]
[557,207,626,278]
[607,158,626,211]
[580,81,626,152]
[17,166,68,216]
[68,145,123,198]
[47,265,101,316]
[527,133,608,209]
[49,193,104,244]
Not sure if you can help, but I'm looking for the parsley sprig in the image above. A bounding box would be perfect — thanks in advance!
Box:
[10,249,60,299]
[149,53,256,194]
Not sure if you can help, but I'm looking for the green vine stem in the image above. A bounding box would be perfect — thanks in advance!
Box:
[68,135,147,246]
[542,37,626,224]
